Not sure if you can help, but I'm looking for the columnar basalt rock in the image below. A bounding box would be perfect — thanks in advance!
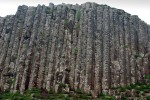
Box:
[0,2,149,95]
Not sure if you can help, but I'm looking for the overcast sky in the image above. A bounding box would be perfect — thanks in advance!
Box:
[0,0,150,24]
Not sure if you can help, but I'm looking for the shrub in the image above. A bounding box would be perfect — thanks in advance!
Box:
[111,96,116,100]
[130,84,136,88]
[147,96,150,100]
[126,86,132,90]
[143,89,149,93]
[49,95,58,99]
[60,83,67,88]
[65,96,70,100]
[0,92,23,100]
[49,88,55,94]
[136,90,141,94]
[121,95,128,100]
[135,85,141,90]
[76,88,84,94]
[58,94,66,99]
[145,75,150,79]
[118,87,126,92]
[80,94,89,99]
[73,95,77,100]
[25,87,41,94]
[134,54,140,58]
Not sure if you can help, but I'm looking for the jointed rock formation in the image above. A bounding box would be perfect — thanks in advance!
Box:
[0,2,150,96]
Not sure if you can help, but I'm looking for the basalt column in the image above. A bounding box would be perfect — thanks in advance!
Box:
[0,2,149,94]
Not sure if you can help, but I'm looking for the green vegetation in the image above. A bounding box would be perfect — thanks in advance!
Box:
[64,19,69,27]
[75,10,81,31]
[147,96,150,100]
[60,83,67,88]
[98,92,116,100]
[0,75,149,99]
[0,88,42,100]
[74,48,78,55]
[75,88,84,94]
[123,45,128,48]
[134,53,146,59]
[107,75,150,99]
[145,74,150,79]
[76,10,81,21]
[48,88,55,94]
[76,23,80,30]
[45,7,52,14]
[0,92,22,100]
[134,54,141,58]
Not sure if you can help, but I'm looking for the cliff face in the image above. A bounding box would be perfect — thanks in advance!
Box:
[0,2,150,94]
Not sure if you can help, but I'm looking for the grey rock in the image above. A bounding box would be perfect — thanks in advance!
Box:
[0,2,149,96]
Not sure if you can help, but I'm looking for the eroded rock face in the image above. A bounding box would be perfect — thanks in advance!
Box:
[0,2,150,94]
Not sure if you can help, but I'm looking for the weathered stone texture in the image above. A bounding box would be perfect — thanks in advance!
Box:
[0,2,149,95]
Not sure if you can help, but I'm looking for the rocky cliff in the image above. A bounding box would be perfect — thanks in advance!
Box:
[0,2,150,95]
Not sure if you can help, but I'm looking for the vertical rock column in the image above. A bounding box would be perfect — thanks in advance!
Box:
[102,6,111,92]
[14,7,36,92]
[0,15,15,91]
[95,5,104,93]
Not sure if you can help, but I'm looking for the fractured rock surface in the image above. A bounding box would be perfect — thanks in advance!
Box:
[0,2,150,94]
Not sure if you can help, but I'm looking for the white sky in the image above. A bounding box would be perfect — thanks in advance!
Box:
[0,0,150,24]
